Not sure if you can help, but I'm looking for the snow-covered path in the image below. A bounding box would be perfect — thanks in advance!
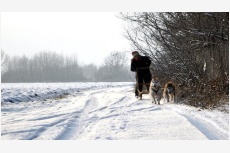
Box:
[1,83,229,140]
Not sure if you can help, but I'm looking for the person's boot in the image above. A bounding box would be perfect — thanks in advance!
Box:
[139,93,142,100]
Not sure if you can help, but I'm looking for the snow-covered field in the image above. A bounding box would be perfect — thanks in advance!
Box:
[1,82,229,140]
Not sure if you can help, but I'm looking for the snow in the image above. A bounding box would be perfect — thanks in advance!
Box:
[1,82,229,140]
[1,82,133,103]
[203,62,206,72]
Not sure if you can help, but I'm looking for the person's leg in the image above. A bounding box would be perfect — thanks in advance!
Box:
[138,74,144,92]
[135,86,138,97]
[144,72,152,92]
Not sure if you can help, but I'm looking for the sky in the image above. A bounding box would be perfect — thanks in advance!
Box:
[1,12,132,66]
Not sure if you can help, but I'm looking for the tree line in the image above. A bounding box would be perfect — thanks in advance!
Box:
[1,50,131,83]
[120,12,229,108]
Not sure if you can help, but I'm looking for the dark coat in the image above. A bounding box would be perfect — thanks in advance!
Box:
[130,56,151,74]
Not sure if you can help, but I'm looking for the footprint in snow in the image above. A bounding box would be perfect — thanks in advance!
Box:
[106,137,113,140]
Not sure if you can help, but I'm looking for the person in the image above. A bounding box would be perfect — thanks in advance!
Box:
[130,51,152,98]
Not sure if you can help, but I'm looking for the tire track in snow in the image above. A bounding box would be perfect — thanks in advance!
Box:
[27,118,68,140]
[180,112,228,140]
[179,114,223,139]
[55,96,98,140]
[76,91,133,139]
[89,95,128,114]
[162,104,229,140]
[31,89,107,140]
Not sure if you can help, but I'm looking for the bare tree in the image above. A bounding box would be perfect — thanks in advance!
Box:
[2,50,131,82]
[82,64,98,81]
[120,12,229,108]
[95,51,130,82]
[1,50,9,75]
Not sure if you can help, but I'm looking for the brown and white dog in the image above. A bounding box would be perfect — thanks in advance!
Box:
[149,78,162,105]
[163,81,176,103]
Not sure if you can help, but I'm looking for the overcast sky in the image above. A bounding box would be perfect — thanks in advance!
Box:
[1,12,132,66]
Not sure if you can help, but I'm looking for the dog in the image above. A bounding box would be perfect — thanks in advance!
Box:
[163,81,176,103]
[149,78,162,104]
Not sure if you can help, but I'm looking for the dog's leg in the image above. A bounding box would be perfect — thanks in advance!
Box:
[163,89,166,102]
[170,94,173,103]
[157,95,160,105]
[153,94,157,104]
[150,90,154,103]
[150,90,157,104]
[152,95,157,104]
[172,94,175,103]
[166,94,169,102]
[154,98,157,104]
[170,94,174,103]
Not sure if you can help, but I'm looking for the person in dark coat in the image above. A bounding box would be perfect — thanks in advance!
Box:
[131,51,152,98]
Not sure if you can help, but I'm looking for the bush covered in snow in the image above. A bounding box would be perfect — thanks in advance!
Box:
[120,12,229,108]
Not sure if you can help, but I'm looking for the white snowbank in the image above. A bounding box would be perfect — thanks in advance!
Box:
[1,82,133,103]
